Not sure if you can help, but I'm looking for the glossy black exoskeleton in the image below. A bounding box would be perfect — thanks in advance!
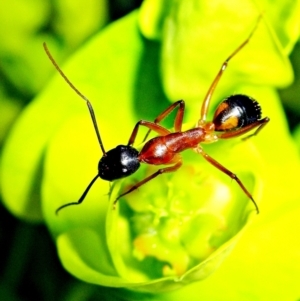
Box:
[98,145,140,181]
[213,94,262,131]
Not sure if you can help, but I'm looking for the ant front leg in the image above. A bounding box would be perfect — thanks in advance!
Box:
[143,100,185,142]
[194,146,259,214]
[113,155,182,208]
[128,120,172,146]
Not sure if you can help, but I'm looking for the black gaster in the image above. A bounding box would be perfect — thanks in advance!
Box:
[228,94,262,126]
[98,145,140,181]
[214,94,262,130]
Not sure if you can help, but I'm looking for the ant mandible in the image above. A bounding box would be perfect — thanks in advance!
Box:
[44,16,269,215]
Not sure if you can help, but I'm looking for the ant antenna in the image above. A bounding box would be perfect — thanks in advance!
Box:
[43,43,106,156]
[55,174,99,215]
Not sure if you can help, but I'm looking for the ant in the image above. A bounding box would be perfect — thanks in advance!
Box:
[43,16,269,215]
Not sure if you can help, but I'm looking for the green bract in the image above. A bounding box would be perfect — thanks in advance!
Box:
[1,1,300,299]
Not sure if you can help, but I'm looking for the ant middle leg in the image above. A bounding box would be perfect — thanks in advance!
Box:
[194,146,259,214]
[113,155,182,208]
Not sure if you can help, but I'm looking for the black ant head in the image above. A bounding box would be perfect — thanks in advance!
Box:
[98,145,140,181]
[213,94,262,132]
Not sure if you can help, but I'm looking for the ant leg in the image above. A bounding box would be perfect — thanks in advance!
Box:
[128,120,171,146]
[113,156,182,208]
[55,174,99,215]
[200,16,262,121]
[194,146,259,214]
[217,117,270,140]
[143,100,185,142]
[128,99,186,146]
[241,117,270,141]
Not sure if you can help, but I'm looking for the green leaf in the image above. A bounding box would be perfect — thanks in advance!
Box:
[140,0,300,103]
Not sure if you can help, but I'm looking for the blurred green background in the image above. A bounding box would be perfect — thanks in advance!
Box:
[0,1,300,300]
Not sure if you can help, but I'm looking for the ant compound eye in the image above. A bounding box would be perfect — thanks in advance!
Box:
[213,94,262,132]
[98,145,140,181]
